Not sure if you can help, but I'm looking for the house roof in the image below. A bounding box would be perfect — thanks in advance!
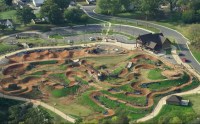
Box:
[137,33,170,50]
[0,19,13,25]
[167,95,182,103]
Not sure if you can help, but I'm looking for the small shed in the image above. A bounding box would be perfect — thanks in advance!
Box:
[166,95,182,105]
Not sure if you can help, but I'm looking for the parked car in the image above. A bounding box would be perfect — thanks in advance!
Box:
[181,58,190,63]
[89,37,95,41]
[179,53,185,56]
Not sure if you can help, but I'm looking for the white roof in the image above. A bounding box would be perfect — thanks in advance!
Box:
[33,0,44,4]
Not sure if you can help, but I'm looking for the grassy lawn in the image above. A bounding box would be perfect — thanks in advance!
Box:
[189,46,200,63]
[184,94,200,115]
[148,69,166,80]
[144,104,197,124]
[51,85,80,98]
[49,34,63,39]
[0,10,17,21]
[147,73,190,91]
[0,43,21,54]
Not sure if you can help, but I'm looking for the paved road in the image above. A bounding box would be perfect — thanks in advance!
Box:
[82,5,200,73]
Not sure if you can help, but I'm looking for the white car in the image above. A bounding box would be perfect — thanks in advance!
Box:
[89,37,95,41]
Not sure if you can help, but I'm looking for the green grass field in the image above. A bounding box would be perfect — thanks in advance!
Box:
[0,10,17,21]
[148,69,166,80]
[0,43,20,54]
[51,85,80,98]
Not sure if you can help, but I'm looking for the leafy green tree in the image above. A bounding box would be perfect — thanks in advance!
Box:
[51,0,71,10]
[0,24,7,30]
[40,1,63,24]
[64,7,88,23]
[182,10,195,23]
[97,0,121,15]
[4,0,12,6]
[16,6,36,25]
[140,0,160,20]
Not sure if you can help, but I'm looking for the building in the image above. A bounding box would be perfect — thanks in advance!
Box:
[0,19,13,28]
[136,33,171,51]
[86,0,96,4]
[33,0,44,7]
[166,95,190,106]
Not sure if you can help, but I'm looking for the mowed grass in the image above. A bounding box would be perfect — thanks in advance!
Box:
[148,69,166,80]
[184,94,200,115]
[0,43,20,54]
[190,46,200,63]
[0,10,17,21]
[144,104,197,124]
[51,85,80,98]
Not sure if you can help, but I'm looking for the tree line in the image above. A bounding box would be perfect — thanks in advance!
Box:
[97,0,200,24]
[16,0,89,25]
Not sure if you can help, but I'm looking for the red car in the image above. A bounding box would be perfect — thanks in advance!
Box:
[181,58,187,63]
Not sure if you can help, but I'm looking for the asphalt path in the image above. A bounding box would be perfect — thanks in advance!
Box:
[82,5,200,73]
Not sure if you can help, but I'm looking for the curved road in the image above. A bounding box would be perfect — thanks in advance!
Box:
[82,5,200,73]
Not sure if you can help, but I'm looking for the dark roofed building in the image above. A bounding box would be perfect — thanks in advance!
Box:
[136,33,171,51]
[166,95,182,105]
[0,19,13,28]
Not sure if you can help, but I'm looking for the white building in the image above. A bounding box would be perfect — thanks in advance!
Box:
[33,0,44,7]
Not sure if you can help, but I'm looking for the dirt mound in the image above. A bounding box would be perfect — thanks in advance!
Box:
[134,64,156,70]
[131,54,158,63]
[3,64,26,75]
[59,50,69,58]
[119,69,128,78]
[162,70,182,78]
[40,50,49,55]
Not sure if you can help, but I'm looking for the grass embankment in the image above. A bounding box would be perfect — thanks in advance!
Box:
[101,90,146,105]
[147,73,190,91]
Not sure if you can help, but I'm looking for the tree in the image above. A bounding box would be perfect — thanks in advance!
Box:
[0,24,7,30]
[40,1,63,24]
[16,6,36,25]
[140,0,160,20]
[97,0,121,15]
[182,10,195,23]
[64,7,88,23]
[51,0,71,10]
[4,0,12,6]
